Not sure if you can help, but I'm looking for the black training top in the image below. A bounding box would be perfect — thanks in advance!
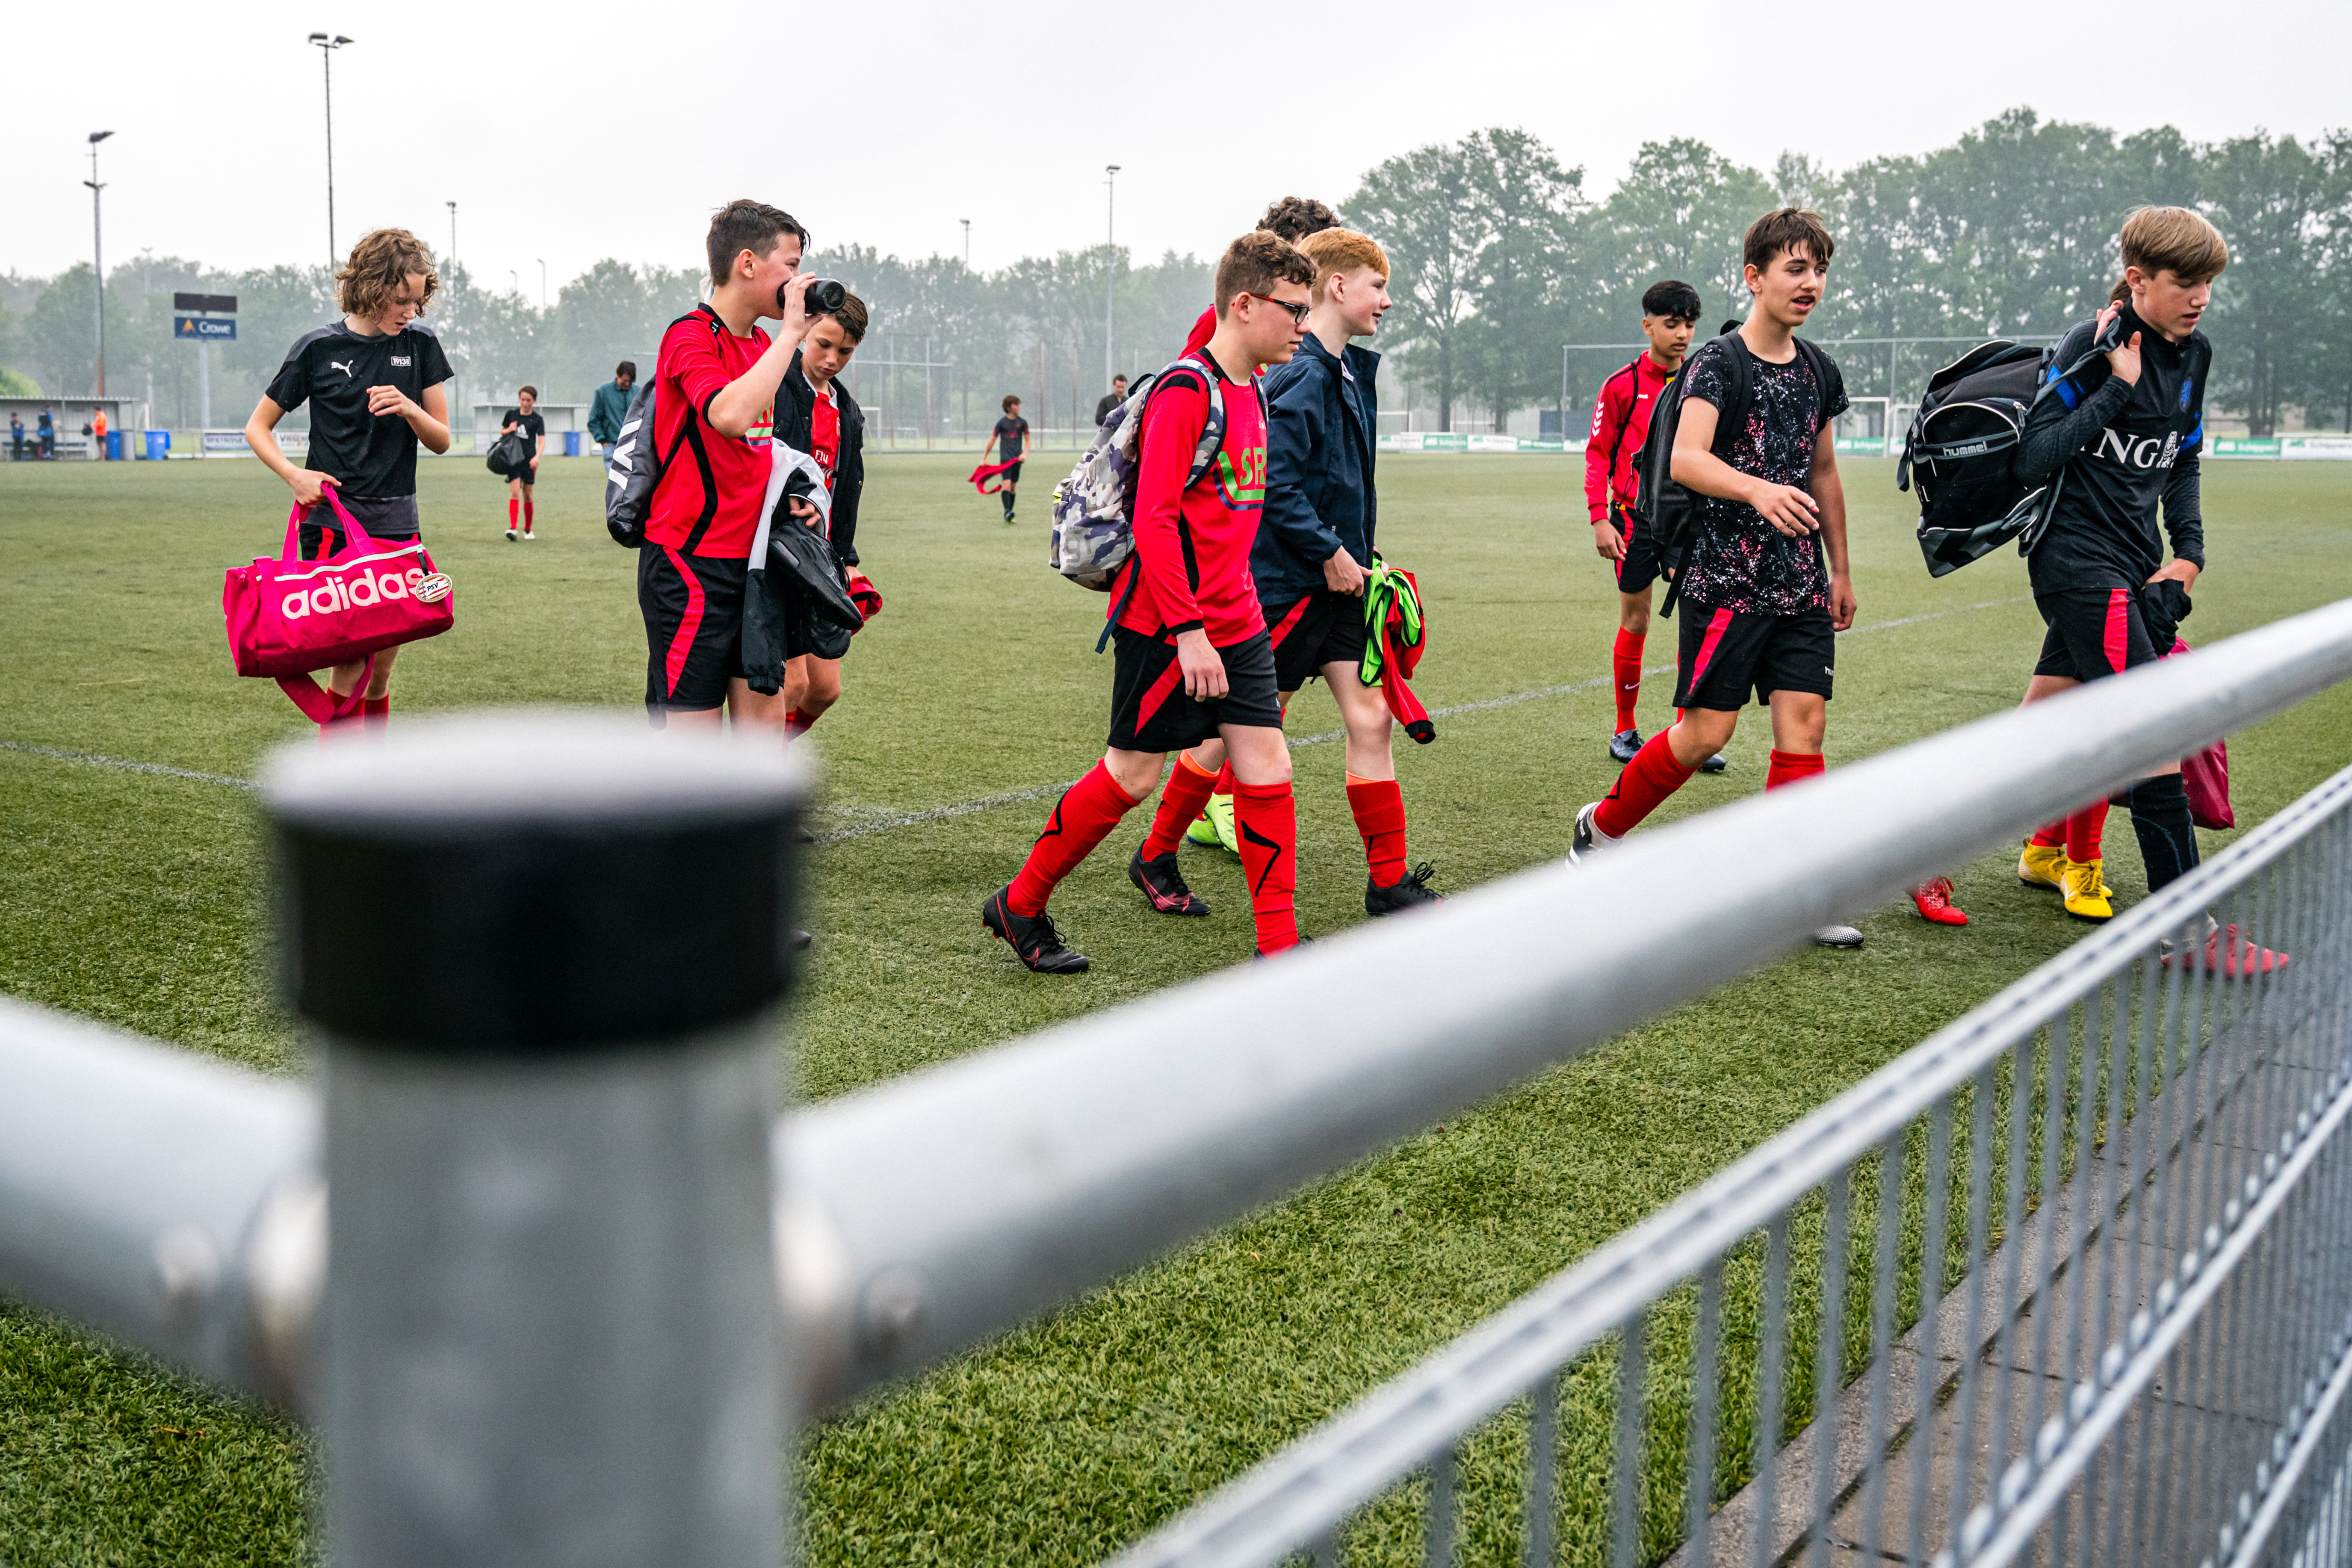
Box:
[501,408,547,452]
[2016,301,2207,596]
[265,320,453,497]
[993,414,1028,462]
[1677,333,1847,618]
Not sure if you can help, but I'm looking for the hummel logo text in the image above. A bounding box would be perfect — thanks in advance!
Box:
[390,356,411,367]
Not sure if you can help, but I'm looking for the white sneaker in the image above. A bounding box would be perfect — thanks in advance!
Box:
[1813,924,1864,949]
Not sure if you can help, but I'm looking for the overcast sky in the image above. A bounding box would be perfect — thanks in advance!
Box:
[9,0,2344,295]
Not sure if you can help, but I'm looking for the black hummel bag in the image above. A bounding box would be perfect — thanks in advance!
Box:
[1898,312,2128,576]
[1632,328,1833,617]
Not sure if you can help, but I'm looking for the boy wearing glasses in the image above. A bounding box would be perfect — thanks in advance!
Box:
[984,231,1316,973]
[1175,195,1340,853]
[1134,229,1441,922]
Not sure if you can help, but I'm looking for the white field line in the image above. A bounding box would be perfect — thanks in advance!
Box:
[0,596,2033,842]
[0,739,257,791]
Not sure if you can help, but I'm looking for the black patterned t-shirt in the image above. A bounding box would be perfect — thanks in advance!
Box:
[1676,336,1847,617]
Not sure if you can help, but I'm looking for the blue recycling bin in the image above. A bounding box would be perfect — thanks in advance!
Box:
[562,430,582,457]
[106,430,124,461]
[144,429,170,461]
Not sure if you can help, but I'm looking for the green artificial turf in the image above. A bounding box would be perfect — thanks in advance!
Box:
[2,450,2348,1565]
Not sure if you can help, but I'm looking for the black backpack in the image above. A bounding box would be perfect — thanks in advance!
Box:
[484,430,529,478]
[604,306,726,548]
[1897,313,2127,576]
[1632,329,1835,616]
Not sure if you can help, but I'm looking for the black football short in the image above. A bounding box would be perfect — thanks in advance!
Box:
[300,493,421,558]
[2033,587,2162,681]
[1674,603,1836,710]
[1610,505,1665,594]
[1107,628,1283,753]
[1000,461,1024,484]
[640,546,748,715]
[1264,589,1369,692]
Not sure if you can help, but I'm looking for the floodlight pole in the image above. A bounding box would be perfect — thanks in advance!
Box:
[444,201,460,441]
[84,131,112,398]
[537,258,547,312]
[1104,166,1120,396]
[308,34,352,267]
[960,218,970,269]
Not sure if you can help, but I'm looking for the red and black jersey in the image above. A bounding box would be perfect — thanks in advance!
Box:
[1583,354,1675,520]
[1115,351,1268,646]
[644,306,774,558]
[810,390,841,487]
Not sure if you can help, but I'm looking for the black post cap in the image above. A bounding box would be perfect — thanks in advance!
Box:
[263,714,808,1054]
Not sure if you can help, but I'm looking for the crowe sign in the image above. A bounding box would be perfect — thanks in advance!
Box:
[173,292,237,341]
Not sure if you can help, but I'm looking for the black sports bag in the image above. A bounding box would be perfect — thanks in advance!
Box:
[483,431,529,478]
[604,306,726,548]
[1631,328,1835,616]
[1897,312,2127,576]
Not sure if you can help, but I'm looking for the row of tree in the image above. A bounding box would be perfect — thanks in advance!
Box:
[4,108,2346,437]
[1362,110,2352,435]
[0,244,1211,443]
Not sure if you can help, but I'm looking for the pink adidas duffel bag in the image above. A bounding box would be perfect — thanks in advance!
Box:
[224,488,454,705]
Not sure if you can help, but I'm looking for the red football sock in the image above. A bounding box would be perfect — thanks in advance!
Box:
[1232,779,1299,952]
[785,708,817,739]
[508,498,519,528]
[1612,628,1645,731]
[2065,801,2108,863]
[1142,751,1220,860]
[2032,822,2066,849]
[1346,774,1408,887]
[1766,748,1826,791]
[360,695,389,731]
[1008,762,1143,916]
[1594,731,1695,839]
[1213,760,1236,796]
[523,499,535,531]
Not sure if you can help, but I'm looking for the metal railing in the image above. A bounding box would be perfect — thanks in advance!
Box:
[2,599,2352,1565]
[1114,757,2352,1568]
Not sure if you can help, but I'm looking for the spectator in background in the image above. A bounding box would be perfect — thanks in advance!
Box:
[500,386,547,540]
[93,407,109,461]
[8,413,22,461]
[1095,373,1129,428]
[38,409,55,458]
[590,360,636,467]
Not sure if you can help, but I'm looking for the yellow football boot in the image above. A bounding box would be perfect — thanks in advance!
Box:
[2061,856,2114,922]
[2018,840,2067,891]
[1185,792,1240,855]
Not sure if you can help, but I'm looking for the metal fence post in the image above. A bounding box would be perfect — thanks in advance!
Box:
[265,715,806,1568]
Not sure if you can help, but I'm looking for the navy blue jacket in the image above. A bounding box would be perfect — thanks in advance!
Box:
[1256,334,1379,606]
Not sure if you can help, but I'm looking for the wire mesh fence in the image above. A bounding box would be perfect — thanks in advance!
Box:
[1117,762,2352,1568]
